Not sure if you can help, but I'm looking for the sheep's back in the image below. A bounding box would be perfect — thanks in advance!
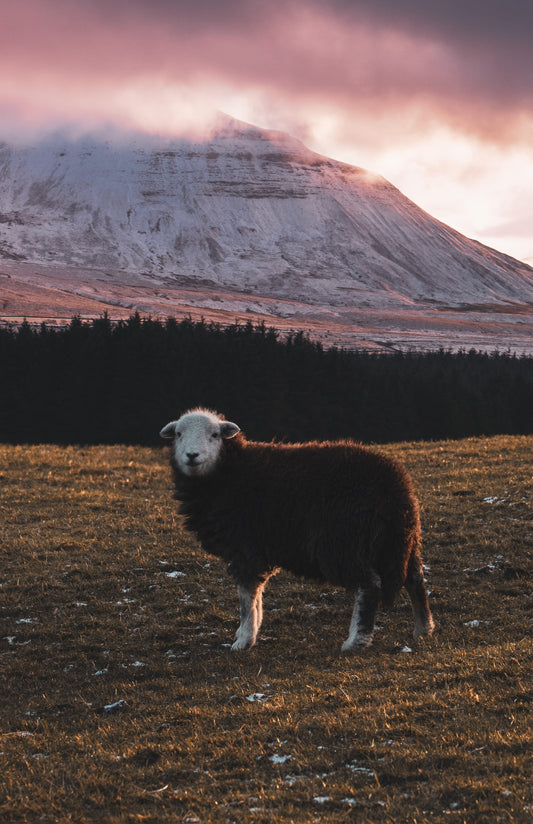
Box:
[175,438,419,589]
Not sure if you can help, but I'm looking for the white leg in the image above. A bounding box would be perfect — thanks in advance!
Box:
[232,584,264,651]
[342,590,363,651]
[341,585,378,652]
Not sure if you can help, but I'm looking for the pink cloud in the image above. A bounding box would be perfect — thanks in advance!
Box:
[1,0,532,143]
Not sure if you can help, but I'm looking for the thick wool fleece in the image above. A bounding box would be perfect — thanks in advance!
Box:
[171,433,421,607]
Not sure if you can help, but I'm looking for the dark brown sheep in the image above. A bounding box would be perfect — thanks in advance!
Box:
[160,408,434,651]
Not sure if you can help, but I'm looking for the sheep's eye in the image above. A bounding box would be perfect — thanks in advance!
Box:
[176,431,182,439]
[211,432,219,439]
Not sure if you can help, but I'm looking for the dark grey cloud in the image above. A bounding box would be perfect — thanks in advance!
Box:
[330,0,533,99]
[88,0,533,48]
[66,0,533,46]
[79,0,533,108]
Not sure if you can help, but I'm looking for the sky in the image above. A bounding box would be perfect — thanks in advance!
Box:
[1,0,532,264]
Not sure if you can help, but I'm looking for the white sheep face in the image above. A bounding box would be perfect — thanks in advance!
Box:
[160,410,240,477]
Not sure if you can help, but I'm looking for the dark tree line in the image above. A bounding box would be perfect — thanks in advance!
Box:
[0,313,532,445]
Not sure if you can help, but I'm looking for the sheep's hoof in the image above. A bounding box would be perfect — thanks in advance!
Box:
[413,619,435,639]
[341,635,373,653]
[231,637,256,651]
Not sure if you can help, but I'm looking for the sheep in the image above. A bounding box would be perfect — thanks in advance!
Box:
[160,408,434,652]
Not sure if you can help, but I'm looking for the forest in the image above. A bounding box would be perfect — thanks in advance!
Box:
[1,313,532,445]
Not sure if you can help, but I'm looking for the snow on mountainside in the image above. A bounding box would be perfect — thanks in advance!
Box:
[1,116,533,310]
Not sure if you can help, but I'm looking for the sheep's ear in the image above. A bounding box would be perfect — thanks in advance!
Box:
[160,421,177,439]
[220,422,240,439]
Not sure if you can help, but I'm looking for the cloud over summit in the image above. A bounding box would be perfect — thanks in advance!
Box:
[2,0,532,141]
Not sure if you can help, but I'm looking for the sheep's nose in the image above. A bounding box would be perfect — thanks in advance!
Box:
[186,452,199,463]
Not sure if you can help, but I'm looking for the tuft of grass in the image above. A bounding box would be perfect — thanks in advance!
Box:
[1,436,532,823]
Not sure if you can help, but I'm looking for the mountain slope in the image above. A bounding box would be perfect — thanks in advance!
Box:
[1,117,532,309]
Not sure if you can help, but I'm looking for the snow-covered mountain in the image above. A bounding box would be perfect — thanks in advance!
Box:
[1,116,533,309]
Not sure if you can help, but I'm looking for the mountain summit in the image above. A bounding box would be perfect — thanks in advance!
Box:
[1,117,532,309]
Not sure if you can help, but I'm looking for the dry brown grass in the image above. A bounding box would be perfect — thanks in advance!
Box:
[1,436,532,823]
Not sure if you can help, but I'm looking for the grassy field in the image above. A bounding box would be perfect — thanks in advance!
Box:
[1,436,532,823]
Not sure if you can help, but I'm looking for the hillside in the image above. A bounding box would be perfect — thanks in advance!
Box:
[1,117,533,309]
[1,118,533,352]
[1,437,531,822]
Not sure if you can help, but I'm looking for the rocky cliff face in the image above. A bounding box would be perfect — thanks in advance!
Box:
[1,116,532,309]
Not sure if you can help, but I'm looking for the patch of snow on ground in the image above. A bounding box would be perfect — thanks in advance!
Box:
[270,754,292,764]
[463,620,491,628]
[347,763,376,779]
[104,700,128,713]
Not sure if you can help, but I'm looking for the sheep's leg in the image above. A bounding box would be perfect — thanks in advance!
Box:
[341,575,380,652]
[405,553,435,639]
[232,583,264,651]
